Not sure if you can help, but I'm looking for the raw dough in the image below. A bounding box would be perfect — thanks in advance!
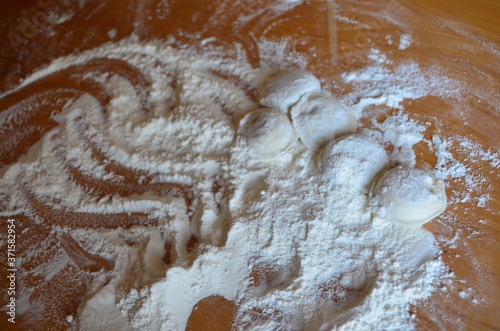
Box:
[321,134,389,192]
[238,108,298,159]
[290,92,357,151]
[259,69,321,113]
[371,166,447,226]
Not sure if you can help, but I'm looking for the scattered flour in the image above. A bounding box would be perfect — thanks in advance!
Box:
[399,34,412,50]
[0,27,496,331]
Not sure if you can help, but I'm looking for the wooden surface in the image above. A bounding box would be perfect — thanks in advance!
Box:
[0,0,498,330]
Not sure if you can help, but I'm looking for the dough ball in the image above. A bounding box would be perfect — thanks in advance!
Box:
[238,108,298,159]
[321,134,389,192]
[371,166,447,226]
[259,69,321,113]
[290,92,357,151]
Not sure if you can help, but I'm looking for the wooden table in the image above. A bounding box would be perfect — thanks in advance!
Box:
[0,0,498,330]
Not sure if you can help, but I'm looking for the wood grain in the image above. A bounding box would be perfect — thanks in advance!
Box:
[0,0,498,330]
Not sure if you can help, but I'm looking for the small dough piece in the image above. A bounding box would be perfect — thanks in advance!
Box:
[290,92,357,151]
[259,69,321,113]
[372,166,447,226]
[238,108,298,159]
[321,134,389,192]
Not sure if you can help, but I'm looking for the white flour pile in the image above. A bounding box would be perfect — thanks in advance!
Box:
[1,34,496,331]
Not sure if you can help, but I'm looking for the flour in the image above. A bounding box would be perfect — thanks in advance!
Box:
[399,34,412,50]
[0,33,490,330]
[341,60,461,116]
[371,112,425,167]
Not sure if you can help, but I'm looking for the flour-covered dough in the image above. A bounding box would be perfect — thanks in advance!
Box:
[321,134,389,192]
[259,69,321,113]
[291,92,357,151]
[238,108,298,159]
[371,166,447,226]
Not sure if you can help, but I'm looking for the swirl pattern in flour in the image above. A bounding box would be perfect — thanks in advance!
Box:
[0,39,443,331]
[0,39,262,330]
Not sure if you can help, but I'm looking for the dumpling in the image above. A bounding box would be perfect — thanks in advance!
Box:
[238,108,298,159]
